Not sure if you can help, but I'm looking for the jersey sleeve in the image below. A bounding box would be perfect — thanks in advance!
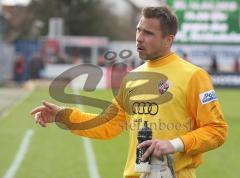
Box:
[180,68,228,155]
[56,84,127,140]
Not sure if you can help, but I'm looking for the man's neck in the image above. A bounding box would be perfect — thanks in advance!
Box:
[148,50,172,61]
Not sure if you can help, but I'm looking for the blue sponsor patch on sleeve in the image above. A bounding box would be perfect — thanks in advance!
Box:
[199,90,217,104]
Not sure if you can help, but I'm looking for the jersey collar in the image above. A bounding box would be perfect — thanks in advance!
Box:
[147,52,177,67]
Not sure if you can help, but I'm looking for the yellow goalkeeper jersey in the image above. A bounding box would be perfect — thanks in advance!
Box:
[58,52,228,178]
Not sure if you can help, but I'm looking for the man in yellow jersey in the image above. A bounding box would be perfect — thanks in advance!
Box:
[31,6,228,178]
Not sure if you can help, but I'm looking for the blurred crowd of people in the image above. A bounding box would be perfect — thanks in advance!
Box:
[181,52,240,74]
[13,49,240,84]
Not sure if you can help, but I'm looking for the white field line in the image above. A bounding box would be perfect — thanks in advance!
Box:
[82,137,101,178]
[71,81,101,178]
[3,129,34,178]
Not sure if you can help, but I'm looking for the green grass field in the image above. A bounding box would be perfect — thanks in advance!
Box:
[0,88,239,178]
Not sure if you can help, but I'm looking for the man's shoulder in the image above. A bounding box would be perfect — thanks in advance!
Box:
[174,55,204,74]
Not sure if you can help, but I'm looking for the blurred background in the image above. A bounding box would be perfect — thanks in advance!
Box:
[0,0,240,86]
[0,0,239,178]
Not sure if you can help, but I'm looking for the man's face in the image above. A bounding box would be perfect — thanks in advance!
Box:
[136,17,172,60]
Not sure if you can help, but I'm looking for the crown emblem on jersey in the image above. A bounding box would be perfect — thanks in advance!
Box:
[158,80,170,95]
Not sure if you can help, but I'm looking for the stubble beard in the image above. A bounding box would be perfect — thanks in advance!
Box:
[138,53,161,61]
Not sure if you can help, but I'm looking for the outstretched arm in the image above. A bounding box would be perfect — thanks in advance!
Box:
[31,99,126,139]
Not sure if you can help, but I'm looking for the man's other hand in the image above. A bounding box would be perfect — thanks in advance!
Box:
[137,139,175,161]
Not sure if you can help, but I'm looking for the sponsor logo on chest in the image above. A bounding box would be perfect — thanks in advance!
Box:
[158,80,170,95]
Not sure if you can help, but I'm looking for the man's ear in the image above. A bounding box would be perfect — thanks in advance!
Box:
[165,35,175,47]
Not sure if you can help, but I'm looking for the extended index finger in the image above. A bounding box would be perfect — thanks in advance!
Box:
[30,106,48,115]
[42,100,57,110]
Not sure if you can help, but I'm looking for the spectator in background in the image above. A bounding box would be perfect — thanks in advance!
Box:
[210,55,218,73]
[233,57,239,73]
[29,53,44,79]
[182,52,191,63]
[72,55,83,64]
[14,54,25,83]
[56,52,68,64]
[97,54,106,67]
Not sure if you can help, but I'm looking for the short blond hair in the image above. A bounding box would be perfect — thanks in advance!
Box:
[142,6,178,37]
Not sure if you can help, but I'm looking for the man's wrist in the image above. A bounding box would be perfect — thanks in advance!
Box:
[169,138,184,152]
[55,108,66,122]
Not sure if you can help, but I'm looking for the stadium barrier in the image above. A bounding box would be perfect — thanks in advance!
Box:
[211,73,240,88]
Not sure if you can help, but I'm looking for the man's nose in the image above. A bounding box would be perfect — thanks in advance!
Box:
[136,32,144,43]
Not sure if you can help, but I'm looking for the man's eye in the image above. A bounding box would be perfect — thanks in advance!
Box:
[145,31,153,35]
